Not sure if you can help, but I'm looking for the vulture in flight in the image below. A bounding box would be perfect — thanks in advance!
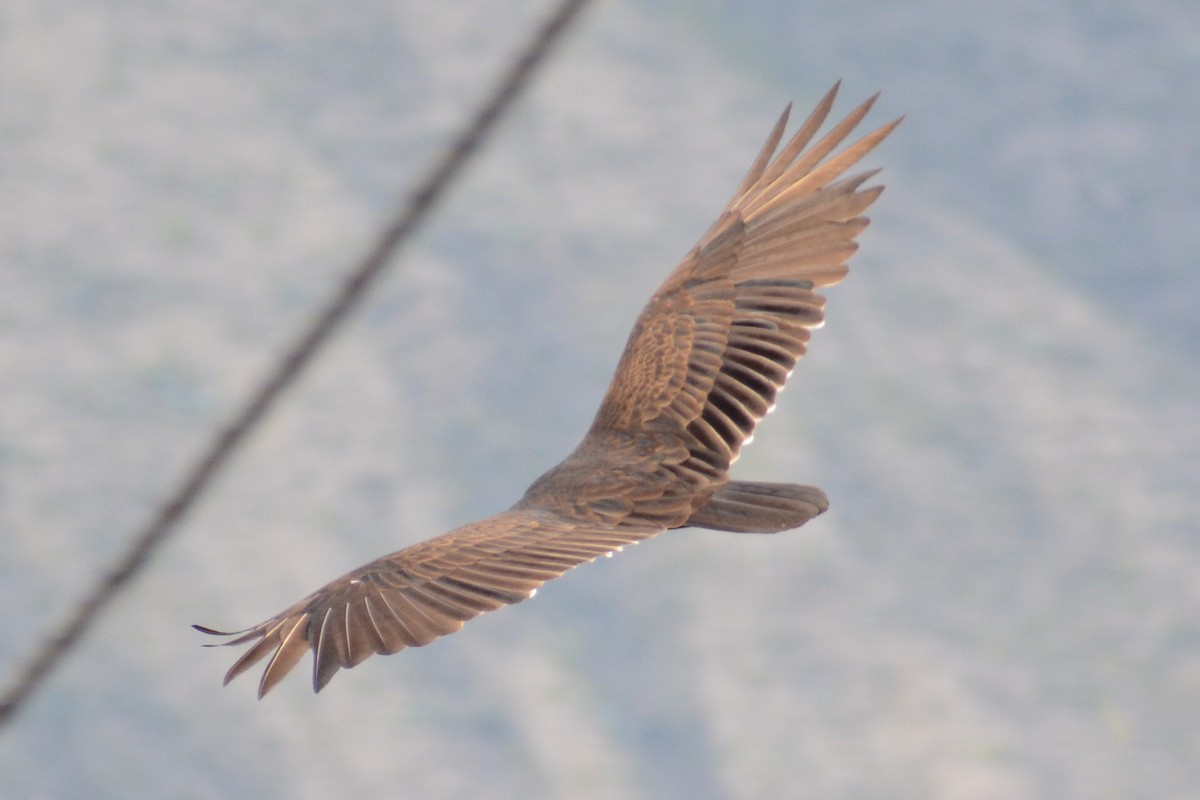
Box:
[197,84,900,697]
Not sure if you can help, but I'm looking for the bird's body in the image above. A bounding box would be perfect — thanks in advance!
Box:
[198,84,900,697]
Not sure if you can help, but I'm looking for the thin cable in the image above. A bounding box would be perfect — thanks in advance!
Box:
[0,0,595,729]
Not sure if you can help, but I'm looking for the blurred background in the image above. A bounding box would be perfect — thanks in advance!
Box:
[1,0,1197,797]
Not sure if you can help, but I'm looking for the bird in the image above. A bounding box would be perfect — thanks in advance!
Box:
[196,83,901,698]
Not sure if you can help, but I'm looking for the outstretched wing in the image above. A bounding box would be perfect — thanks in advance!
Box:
[581,83,899,485]
[198,509,662,697]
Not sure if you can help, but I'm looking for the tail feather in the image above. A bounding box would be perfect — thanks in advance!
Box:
[685,481,828,533]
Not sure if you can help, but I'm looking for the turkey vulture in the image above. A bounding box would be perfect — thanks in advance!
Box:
[197,84,900,697]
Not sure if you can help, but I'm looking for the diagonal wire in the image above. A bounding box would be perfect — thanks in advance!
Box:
[0,0,595,729]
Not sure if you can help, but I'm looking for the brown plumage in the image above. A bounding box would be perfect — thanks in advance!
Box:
[196,84,901,697]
